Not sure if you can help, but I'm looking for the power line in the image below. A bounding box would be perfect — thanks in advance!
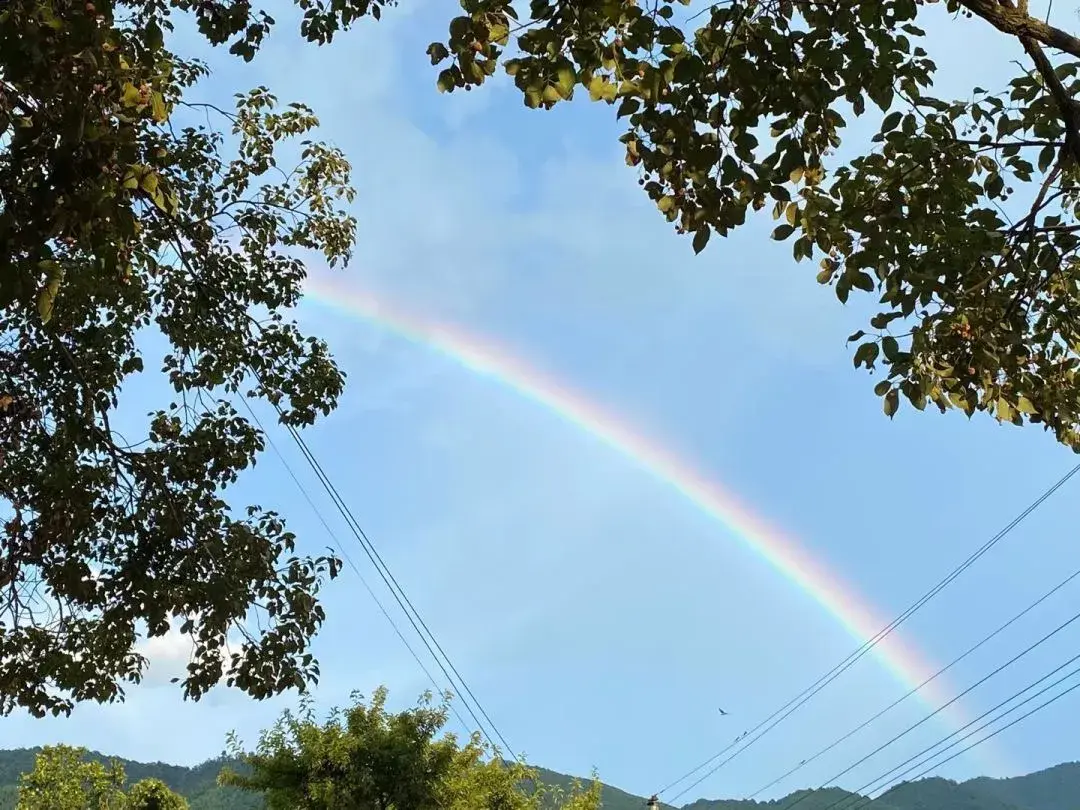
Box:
[781,603,1080,810]
[816,648,1080,810]
[146,274,509,750]
[241,386,515,757]
[868,670,1080,799]
[851,652,1080,803]
[659,463,1080,802]
[749,563,1080,799]
[278,420,515,755]
[235,394,474,737]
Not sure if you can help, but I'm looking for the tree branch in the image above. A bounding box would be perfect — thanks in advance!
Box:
[959,0,1080,58]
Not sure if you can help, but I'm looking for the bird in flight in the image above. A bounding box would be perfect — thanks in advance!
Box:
[718,708,729,715]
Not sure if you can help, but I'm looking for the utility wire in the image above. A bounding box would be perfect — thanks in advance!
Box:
[851,652,1080,804]
[277,418,515,755]
[235,394,474,737]
[748,563,1080,799]
[242,385,516,758]
[659,463,1080,802]
[817,650,1080,810]
[768,603,1080,810]
[868,673,1080,800]
[149,272,509,750]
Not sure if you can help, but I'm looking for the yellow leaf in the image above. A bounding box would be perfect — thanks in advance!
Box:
[36,265,65,326]
[786,202,799,226]
[149,185,170,213]
[588,75,608,102]
[121,82,143,108]
[150,92,168,123]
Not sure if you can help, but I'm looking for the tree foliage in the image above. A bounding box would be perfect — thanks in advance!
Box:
[0,0,390,717]
[418,0,1080,450]
[219,685,603,810]
[16,745,188,810]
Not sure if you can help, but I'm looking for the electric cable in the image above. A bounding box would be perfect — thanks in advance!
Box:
[658,462,1080,802]
[236,394,474,737]
[748,563,1080,798]
[765,604,1080,810]
[872,676,1080,798]
[816,652,1080,810]
[851,653,1080,804]
[241,383,515,757]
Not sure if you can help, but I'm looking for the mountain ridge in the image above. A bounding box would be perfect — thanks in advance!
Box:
[0,749,1075,810]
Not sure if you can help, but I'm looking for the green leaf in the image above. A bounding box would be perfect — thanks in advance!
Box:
[883,388,899,418]
[145,18,164,51]
[1038,144,1056,173]
[881,111,902,132]
[882,335,899,361]
[436,68,456,93]
[851,271,875,292]
[426,41,450,64]
[692,226,711,254]
[853,341,880,368]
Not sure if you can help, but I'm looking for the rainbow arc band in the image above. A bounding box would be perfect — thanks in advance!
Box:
[304,274,1002,770]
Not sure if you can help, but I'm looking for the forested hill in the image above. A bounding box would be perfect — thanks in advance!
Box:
[0,749,1075,810]
[0,748,257,810]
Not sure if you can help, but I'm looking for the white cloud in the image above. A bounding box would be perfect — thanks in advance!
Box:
[135,617,244,689]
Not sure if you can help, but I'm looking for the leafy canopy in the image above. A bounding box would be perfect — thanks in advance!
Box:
[0,0,393,718]
[420,0,1080,449]
[219,685,604,810]
[16,745,188,810]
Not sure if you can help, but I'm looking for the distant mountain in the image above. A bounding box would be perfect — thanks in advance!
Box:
[0,748,1075,810]
[676,764,1080,810]
[0,748,259,810]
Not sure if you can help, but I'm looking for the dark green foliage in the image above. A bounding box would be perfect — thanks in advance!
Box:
[15,745,190,809]
[411,0,1080,452]
[0,0,381,718]
[966,763,1080,810]
[0,748,1075,810]
[0,749,259,810]
[220,687,602,810]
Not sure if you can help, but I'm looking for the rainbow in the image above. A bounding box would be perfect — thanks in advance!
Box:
[301,273,998,771]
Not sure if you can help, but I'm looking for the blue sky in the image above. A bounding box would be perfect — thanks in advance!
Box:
[3,0,1080,803]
